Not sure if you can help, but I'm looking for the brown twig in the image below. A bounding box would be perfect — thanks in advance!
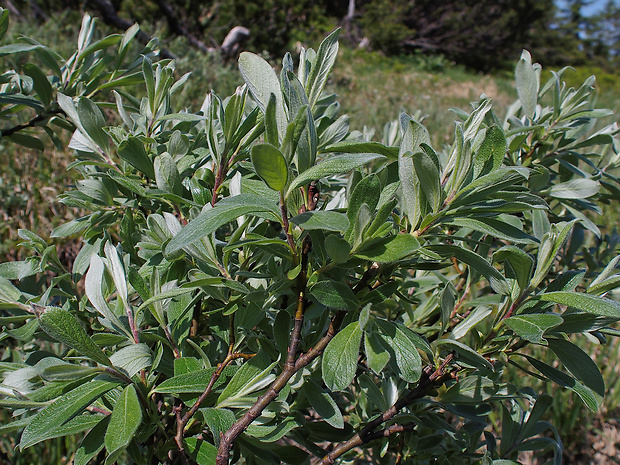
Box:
[215,259,382,464]
[319,354,456,464]
[174,314,254,461]
[210,159,227,206]
[216,200,320,464]
[363,422,416,442]
[216,309,344,464]
[279,191,297,257]
[86,405,112,416]
[1,109,65,138]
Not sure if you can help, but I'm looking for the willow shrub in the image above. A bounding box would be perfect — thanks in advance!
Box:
[1,9,620,465]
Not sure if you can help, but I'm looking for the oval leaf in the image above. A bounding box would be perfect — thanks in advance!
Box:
[540,292,620,319]
[38,306,112,367]
[165,194,280,254]
[355,234,420,263]
[310,280,359,311]
[286,154,384,197]
[104,384,142,463]
[20,379,120,450]
[547,338,605,396]
[303,380,344,429]
[322,321,362,391]
[251,144,288,191]
[291,211,349,232]
[504,313,563,345]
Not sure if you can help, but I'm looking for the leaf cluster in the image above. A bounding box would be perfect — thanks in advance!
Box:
[0,8,620,465]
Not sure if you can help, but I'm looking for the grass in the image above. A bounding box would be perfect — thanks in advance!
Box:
[329,48,516,146]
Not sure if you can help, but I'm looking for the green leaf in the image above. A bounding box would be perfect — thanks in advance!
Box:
[6,133,45,151]
[217,352,276,408]
[435,339,493,371]
[310,280,359,311]
[0,259,40,279]
[239,51,287,139]
[443,217,537,244]
[548,178,600,199]
[428,245,510,295]
[364,331,390,375]
[264,93,279,146]
[504,314,563,345]
[322,321,362,391]
[376,321,424,383]
[104,385,142,464]
[474,125,506,177]
[291,211,349,232]
[165,194,280,255]
[523,355,601,411]
[440,375,496,404]
[0,43,45,57]
[588,255,620,295]
[531,221,576,288]
[245,416,300,442]
[185,437,217,465]
[324,234,351,264]
[85,254,131,338]
[109,343,151,378]
[73,416,109,465]
[77,33,122,60]
[77,97,110,152]
[201,408,236,446]
[452,306,492,340]
[547,338,604,396]
[142,57,155,111]
[0,8,8,42]
[20,379,120,449]
[97,72,145,91]
[413,149,442,213]
[0,417,31,435]
[450,167,529,207]
[306,29,340,109]
[118,137,155,179]
[322,141,398,159]
[50,215,92,238]
[539,292,620,319]
[251,144,288,191]
[38,307,112,367]
[515,50,538,118]
[154,152,183,196]
[23,64,53,106]
[345,174,381,241]
[40,364,101,381]
[493,246,534,292]
[103,242,129,312]
[0,93,45,113]
[303,380,344,429]
[355,234,420,263]
[399,118,431,228]
[154,367,220,394]
[568,132,614,149]
[286,154,384,198]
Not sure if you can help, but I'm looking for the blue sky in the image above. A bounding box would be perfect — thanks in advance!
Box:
[557,0,619,16]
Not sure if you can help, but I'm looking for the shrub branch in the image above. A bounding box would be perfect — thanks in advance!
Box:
[0,109,64,138]
[319,354,456,464]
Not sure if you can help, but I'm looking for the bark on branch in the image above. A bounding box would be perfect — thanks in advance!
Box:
[319,354,457,464]
[1,109,64,138]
